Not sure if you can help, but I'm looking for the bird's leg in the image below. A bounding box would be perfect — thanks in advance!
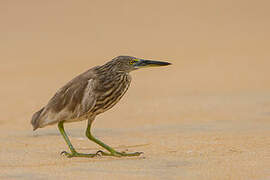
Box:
[85,119,143,157]
[58,121,98,158]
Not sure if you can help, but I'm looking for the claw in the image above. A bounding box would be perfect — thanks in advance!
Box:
[60,151,70,156]
[95,150,104,156]
[60,151,73,158]
[60,151,67,155]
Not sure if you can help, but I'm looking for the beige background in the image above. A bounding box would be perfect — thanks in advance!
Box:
[1,0,270,179]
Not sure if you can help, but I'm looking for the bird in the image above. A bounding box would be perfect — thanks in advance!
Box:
[31,56,171,158]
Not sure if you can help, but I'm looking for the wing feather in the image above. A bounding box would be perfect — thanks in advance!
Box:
[35,69,97,128]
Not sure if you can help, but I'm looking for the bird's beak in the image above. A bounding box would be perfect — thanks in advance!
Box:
[135,59,171,68]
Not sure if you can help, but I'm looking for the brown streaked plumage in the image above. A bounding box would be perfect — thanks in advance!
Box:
[31,56,171,158]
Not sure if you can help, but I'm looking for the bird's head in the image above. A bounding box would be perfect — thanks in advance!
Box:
[110,56,171,73]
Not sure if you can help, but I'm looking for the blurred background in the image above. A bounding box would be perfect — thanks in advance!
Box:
[2,0,270,126]
[1,0,270,128]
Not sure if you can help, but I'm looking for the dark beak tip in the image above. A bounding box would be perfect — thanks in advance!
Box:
[160,62,172,66]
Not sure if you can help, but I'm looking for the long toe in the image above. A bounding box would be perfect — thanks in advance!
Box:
[117,151,143,157]
[96,150,143,157]
[96,150,122,157]
[60,151,98,158]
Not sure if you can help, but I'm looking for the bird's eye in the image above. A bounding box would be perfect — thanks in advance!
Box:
[129,60,136,65]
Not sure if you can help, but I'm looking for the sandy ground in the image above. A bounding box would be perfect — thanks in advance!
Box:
[1,0,270,179]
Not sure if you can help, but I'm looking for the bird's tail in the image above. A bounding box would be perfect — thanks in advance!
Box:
[31,107,45,131]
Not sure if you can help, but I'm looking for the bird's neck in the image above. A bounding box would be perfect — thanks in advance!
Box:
[95,64,128,76]
[95,65,129,81]
[94,67,131,93]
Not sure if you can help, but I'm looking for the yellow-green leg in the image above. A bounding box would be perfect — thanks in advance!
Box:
[85,119,143,157]
[58,121,98,158]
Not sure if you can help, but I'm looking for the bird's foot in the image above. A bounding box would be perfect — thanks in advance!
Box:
[60,151,100,158]
[96,150,143,157]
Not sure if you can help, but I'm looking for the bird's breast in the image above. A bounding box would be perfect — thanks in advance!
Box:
[91,74,131,115]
